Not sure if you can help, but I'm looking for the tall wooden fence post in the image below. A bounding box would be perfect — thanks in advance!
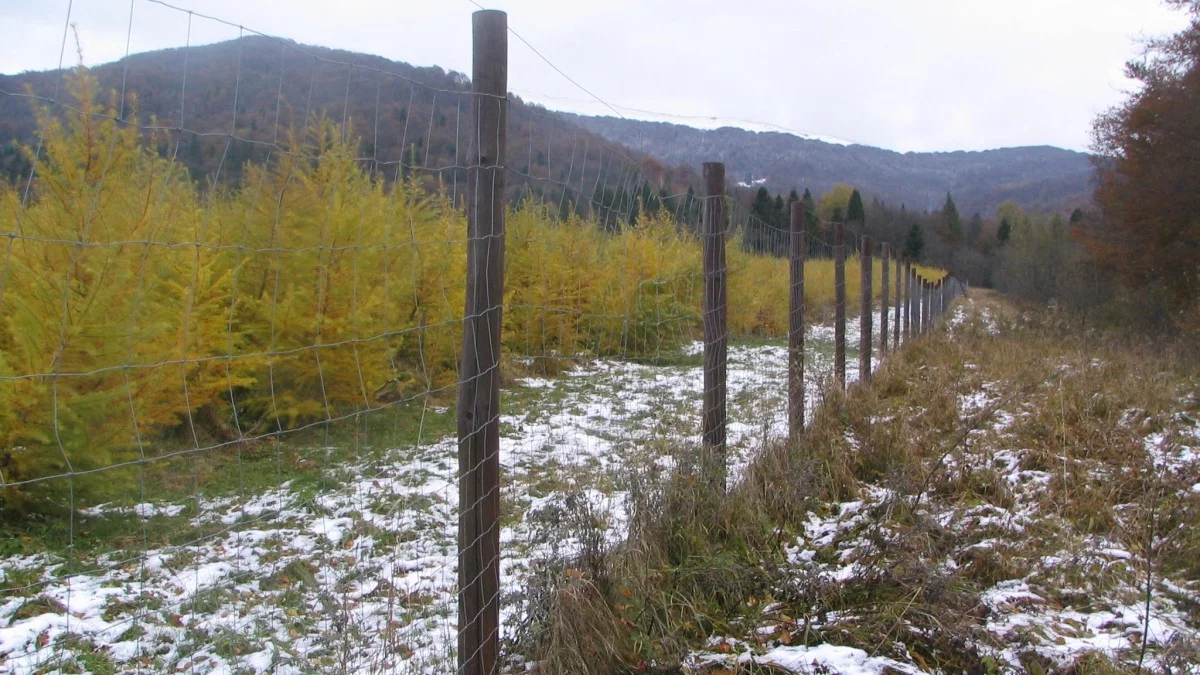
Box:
[906,266,915,339]
[702,162,728,492]
[912,268,919,338]
[859,235,873,383]
[788,201,806,445]
[922,280,929,333]
[916,276,923,335]
[893,254,901,348]
[918,279,925,334]
[834,222,846,389]
[880,243,890,355]
[457,10,506,674]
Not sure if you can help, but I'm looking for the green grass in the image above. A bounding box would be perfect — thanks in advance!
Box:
[0,399,456,564]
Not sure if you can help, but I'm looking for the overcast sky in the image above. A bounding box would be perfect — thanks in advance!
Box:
[2,0,1190,153]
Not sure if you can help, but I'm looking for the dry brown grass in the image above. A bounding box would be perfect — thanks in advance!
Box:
[510,290,1200,673]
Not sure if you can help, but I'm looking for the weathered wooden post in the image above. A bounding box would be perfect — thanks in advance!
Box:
[880,243,890,355]
[917,277,925,335]
[893,254,901,348]
[922,280,930,332]
[860,235,873,383]
[457,10,506,674]
[902,265,912,336]
[702,162,728,492]
[788,201,806,444]
[919,279,926,333]
[834,222,846,389]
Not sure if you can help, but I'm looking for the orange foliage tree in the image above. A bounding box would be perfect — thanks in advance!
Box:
[1087,0,1200,322]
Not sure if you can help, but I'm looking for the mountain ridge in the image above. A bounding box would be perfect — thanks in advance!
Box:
[0,36,1094,216]
[559,113,1095,215]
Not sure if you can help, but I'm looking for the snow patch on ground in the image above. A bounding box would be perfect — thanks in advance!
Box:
[0,319,887,673]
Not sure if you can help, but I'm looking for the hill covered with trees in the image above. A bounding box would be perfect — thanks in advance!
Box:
[2,36,1092,224]
[561,113,1095,217]
[0,36,695,224]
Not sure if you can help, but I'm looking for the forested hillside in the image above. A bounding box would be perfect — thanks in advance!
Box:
[0,36,695,221]
[562,114,1095,216]
[2,36,1093,223]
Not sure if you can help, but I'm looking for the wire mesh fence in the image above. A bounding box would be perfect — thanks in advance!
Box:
[0,3,963,673]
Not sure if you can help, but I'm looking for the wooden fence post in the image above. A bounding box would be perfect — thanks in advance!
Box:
[922,280,930,332]
[702,162,727,493]
[834,222,846,389]
[788,201,806,445]
[918,279,925,333]
[457,10,506,674]
[893,254,901,348]
[880,243,890,355]
[907,266,916,333]
[917,277,924,335]
[859,235,873,383]
[906,266,915,339]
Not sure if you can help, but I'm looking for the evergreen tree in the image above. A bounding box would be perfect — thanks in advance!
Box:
[997,218,1012,244]
[846,188,866,224]
[751,187,773,221]
[903,223,925,260]
[941,192,962,240]
[967,212,984,244]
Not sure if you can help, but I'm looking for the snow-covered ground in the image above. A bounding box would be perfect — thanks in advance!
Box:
[0,316,884,673]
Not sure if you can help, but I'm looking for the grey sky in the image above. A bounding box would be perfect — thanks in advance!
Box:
[1,0,1190,152]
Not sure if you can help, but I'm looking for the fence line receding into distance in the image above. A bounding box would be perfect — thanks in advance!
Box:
[0,5,965,673]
